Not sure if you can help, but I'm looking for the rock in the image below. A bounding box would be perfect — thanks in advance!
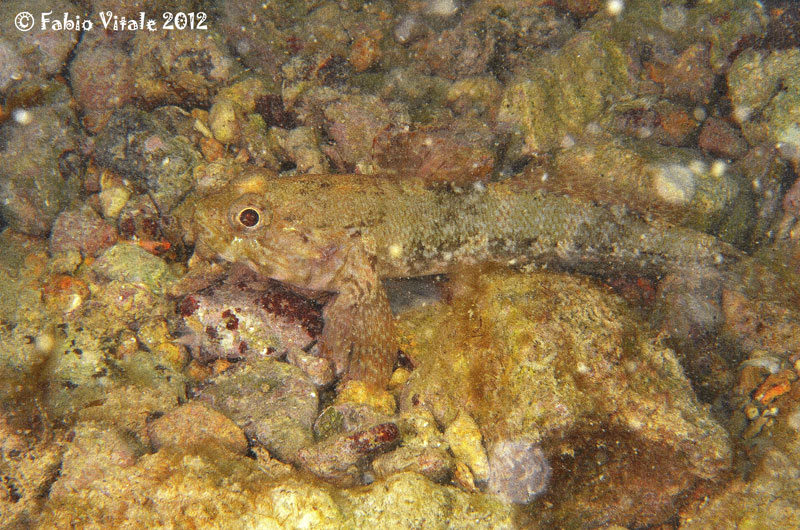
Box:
[313,403,392,441]
[208,98,242,145]
[35,443,514,529]
[195,357,319,463]
[297,422,400,486]
[49,422,140,500]
[339,471,514,529]
[698,117,748,160]
[721,289,800,367]
[178,265,323,364]
[445,410,489,483]
[148,401,248,455]
[410,24,495,80]
[398,269,732,526]
[287,348,334,387]
[322,94,410,173]
[0,103,82,235]
[76,384,184,443]
[680,449,800,529]
[661,43,716,104]
[91,243,175,296]
[93,107,199,212]
[728,48,800,172]
[0,416,62,528]
[498,27,631,153]
[69,38,135,132]
[49,206,118,258]
[372,445,453,484]
[652,266,725,344]
[116,194,166,244]
[0,0,79,91]
[371,121,496,184]
[131,29,240,108]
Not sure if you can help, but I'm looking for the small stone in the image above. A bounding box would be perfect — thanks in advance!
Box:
[445,411,489,483]
[49,422,139,500]
[372,445,453,484]
[389,367,411,389]
[136,317,171,351]
[148,402,248,455]
[200,137,225,162]
[334,380,396,415]
[452,460,479,493]
[99,185,132,220]
[287,348,334,387]
[662,44,715,104]
[698,117,748,159]
[348,34,382,72]
[69,39,134,132]
[209,99,242,145]
[152,342,188,371]
[49,206,119,258]
[297,422,400,487]
[195,358,318,464]
[92,243,175,296]
[93,107,199,213]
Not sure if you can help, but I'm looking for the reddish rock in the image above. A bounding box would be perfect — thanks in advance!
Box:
[698,117,748,159]
[69,40,135,132]
[410,25,494,80]
[148,402,249,455]
[49,206,119,258]
[372,124,495,184]
[297,422,400,486]
[662,44,716,104]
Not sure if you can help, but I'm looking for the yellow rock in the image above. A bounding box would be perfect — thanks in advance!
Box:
[445,410,489,483]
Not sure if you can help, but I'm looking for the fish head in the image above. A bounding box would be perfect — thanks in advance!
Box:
[190,172,344,290]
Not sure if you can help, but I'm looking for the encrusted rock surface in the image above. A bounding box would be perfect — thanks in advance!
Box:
[398,269,732,528]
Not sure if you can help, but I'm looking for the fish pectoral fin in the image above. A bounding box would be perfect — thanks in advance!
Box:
[319,240,397,390]
[319,285,397,390]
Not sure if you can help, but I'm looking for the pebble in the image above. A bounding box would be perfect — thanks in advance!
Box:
[148,402,249,455]
[49,206,119,258]
[177,265,322,365]
[698,117,748,159]
[69,38,134,132]
[445,411,489,483]
[297,422,401,487]
[93,107,199,213]
[0,104,81,235]
[195,358,319,464]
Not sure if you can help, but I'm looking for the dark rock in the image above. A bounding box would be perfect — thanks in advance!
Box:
[297,422,400,486]
[0,103,82,235]
[698,117,748,159]
[195,358,319,464]
[93,107,199,212]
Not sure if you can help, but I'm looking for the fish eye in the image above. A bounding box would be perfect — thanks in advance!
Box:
[238,208,261,228]
[228,194,271,232]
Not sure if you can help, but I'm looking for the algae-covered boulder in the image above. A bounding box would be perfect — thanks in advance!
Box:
[499,26,631,154]
[398,269,732,528]
[34,443,514,529]
[728,48,800,172]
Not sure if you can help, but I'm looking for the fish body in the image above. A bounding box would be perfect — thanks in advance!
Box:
[185,169,739,388]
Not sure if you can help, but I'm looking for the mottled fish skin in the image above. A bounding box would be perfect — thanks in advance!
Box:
[186,170,741,389]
